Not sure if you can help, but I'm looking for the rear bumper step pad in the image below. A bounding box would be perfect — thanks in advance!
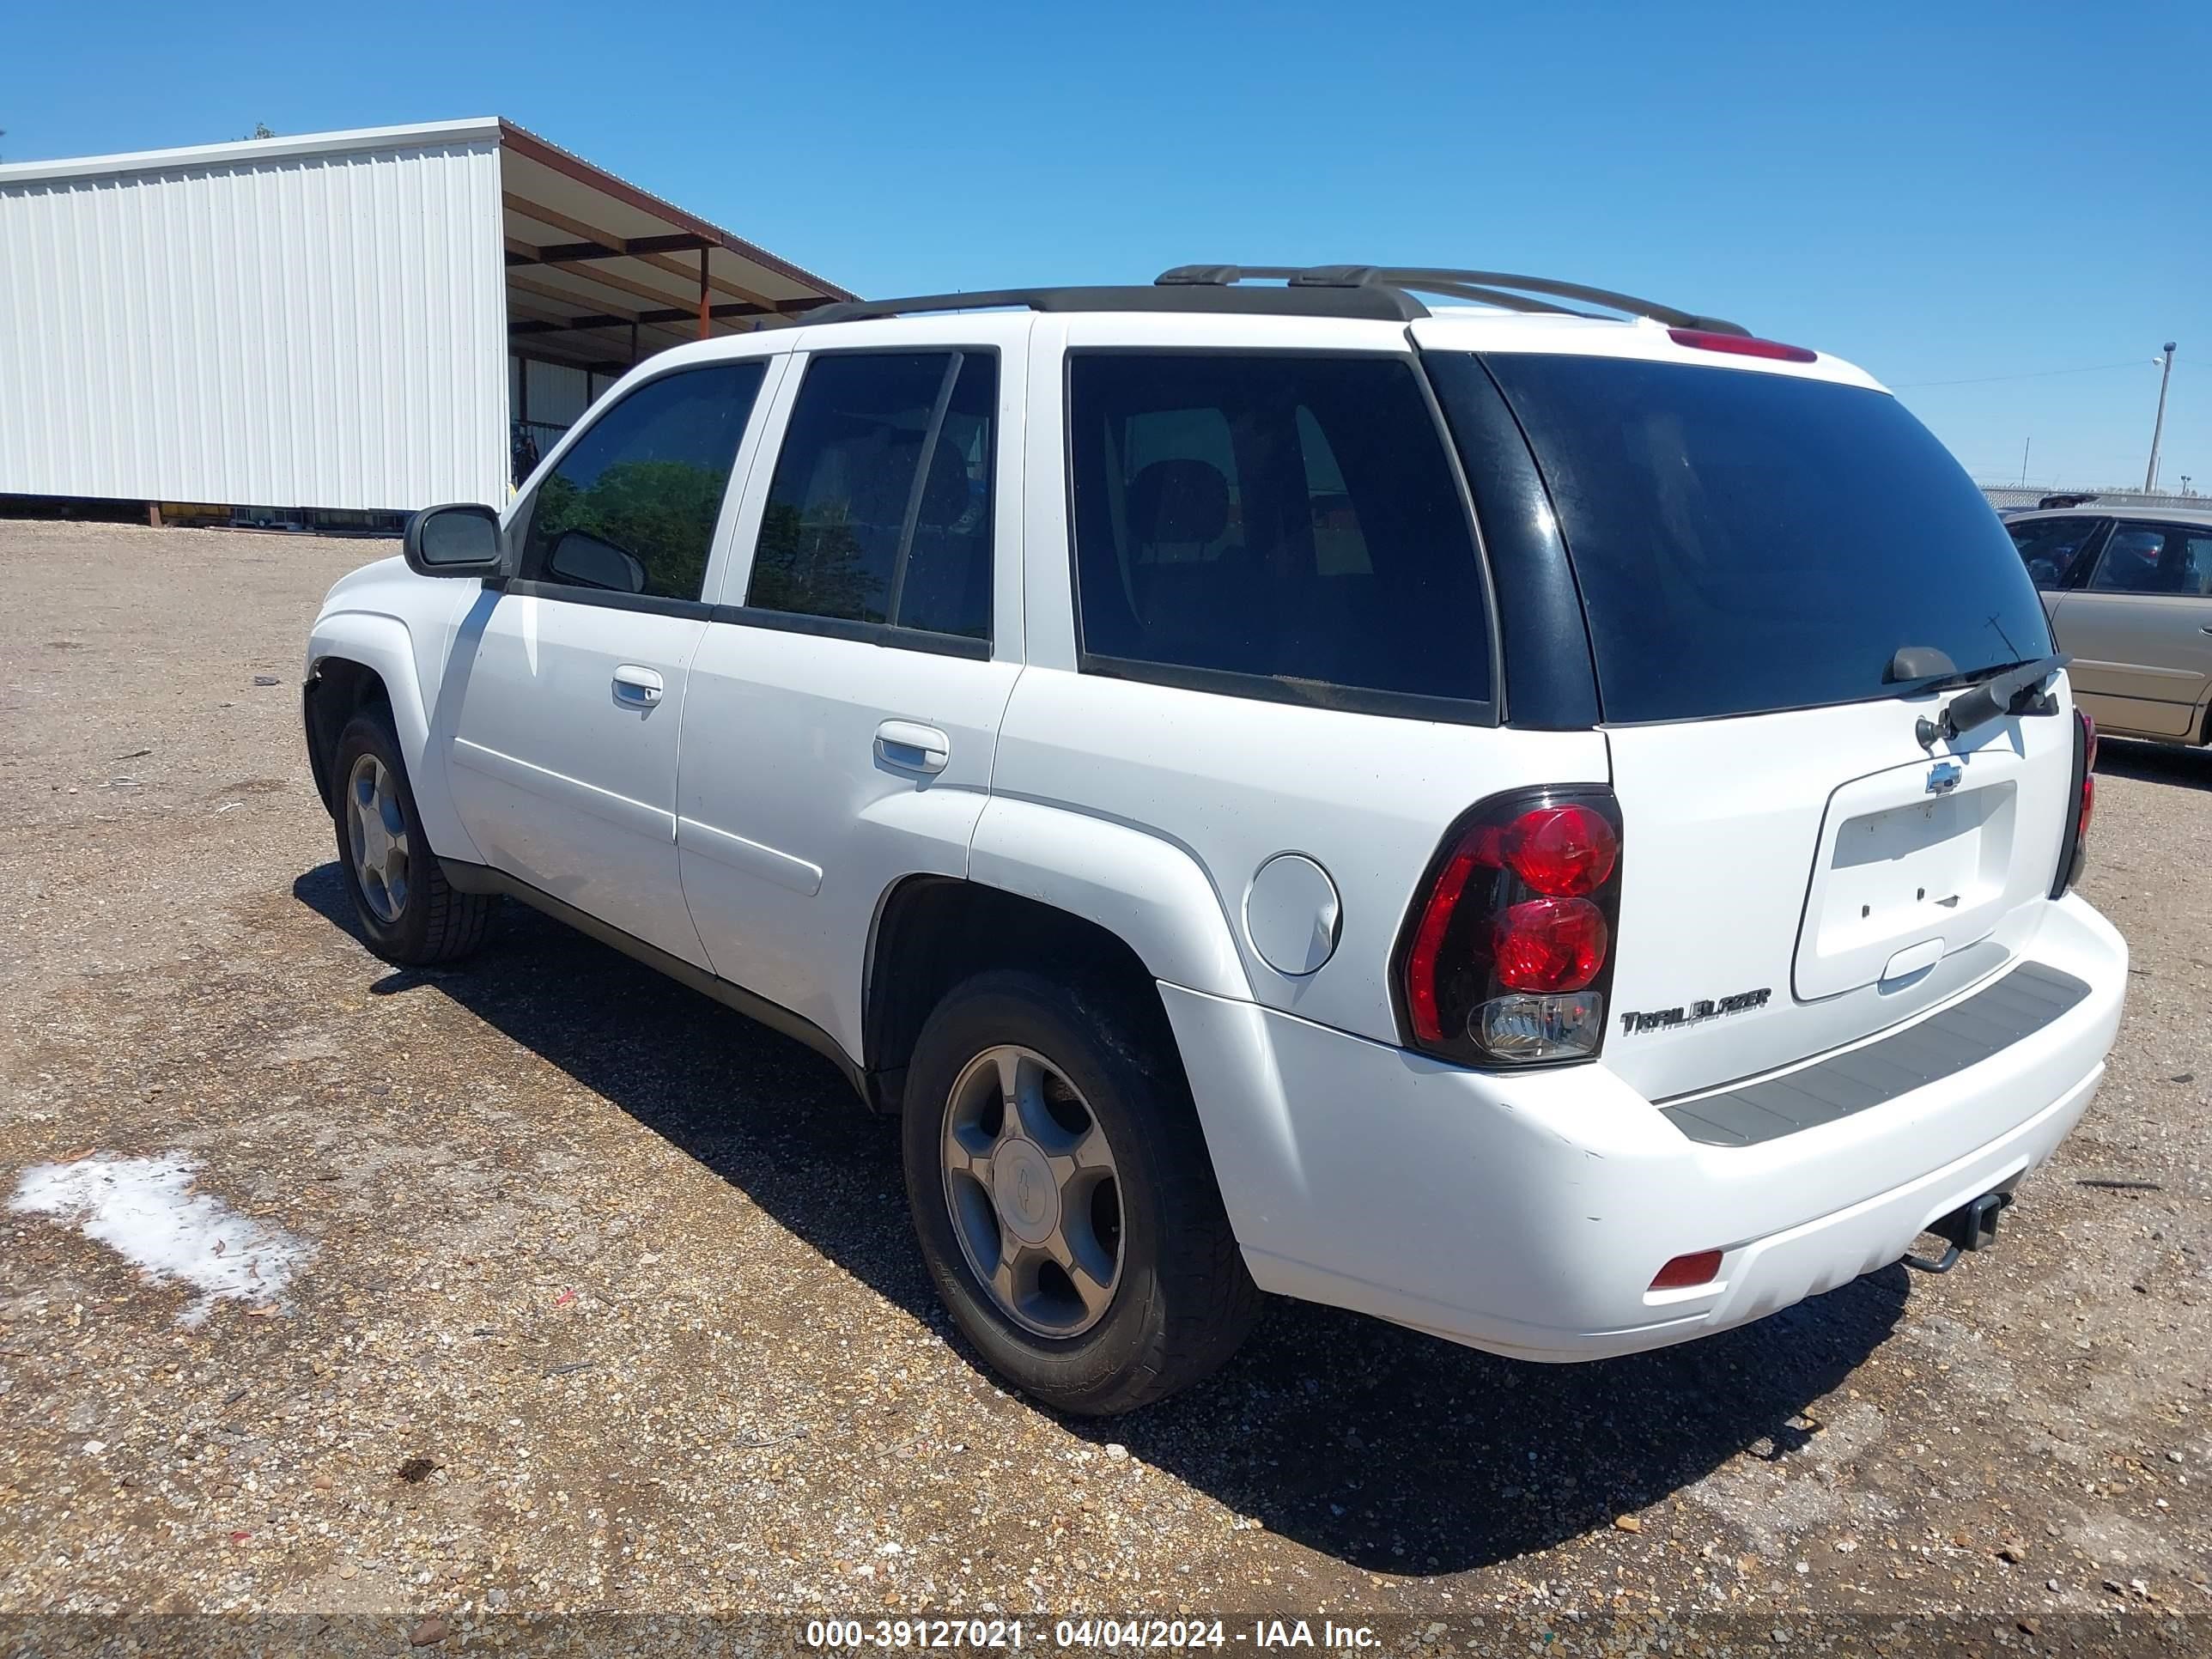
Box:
[1661,962,2091,1147]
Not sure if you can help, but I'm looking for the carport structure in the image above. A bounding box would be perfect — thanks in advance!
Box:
[499,119,849,378]
[0,117,853,519]
[496,120,852,460]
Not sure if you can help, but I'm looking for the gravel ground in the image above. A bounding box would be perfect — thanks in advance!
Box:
[0,519,2206,1650]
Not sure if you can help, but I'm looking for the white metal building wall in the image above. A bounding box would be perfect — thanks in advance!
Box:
[524,358,593,427]
[0,125,509,513]
[509,357,618,442]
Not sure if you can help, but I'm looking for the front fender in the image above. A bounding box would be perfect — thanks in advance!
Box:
[967,797,1253,1002]
[307,609,483,866]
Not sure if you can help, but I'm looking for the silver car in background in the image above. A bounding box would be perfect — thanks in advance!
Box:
[2007,507,2212,744]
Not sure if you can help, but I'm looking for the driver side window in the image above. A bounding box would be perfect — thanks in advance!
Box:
[2004,515,2106,592]
[517,361,767,602]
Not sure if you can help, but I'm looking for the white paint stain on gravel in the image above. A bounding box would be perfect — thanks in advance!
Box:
[9,1152,312,1325]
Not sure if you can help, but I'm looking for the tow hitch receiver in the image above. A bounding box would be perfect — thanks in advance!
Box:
[1903,1191,2012,1274]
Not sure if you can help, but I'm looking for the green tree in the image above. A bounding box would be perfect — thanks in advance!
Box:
[531,460,726,599]
[748,500,883,621]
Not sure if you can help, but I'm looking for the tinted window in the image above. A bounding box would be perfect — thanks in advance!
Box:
[1468,354,2054,723]
[2087,523,2212,596]
[519,362,764,602]
[2185,533,2212,594]
[2006,515,2106,590]
[1067,354,1490,706]
[746,351,994,640]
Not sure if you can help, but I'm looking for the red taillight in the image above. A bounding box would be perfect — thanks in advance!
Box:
[1406,847,1480,1043]
[1667,326,1818,365]
[2073,708,2097,855]
[1395,790,1623,1065]
[1650,1250,1723,1291]
[1492,896,1609,992]
[1498,803,1619,896]
[2053,705,2098,896]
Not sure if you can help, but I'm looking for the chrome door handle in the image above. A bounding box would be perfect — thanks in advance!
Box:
[875,720,950,775]
[612,665,665,708]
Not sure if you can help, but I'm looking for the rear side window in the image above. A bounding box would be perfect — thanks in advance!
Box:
[519,362,765,602]
[746,351,994,641]
[1465,354,2053,724]
[2087,522,2212,595]
[1066,353,1491,710]
[2006,515,2106,590]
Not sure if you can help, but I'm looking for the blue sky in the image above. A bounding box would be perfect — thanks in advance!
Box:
[6,0,2205,489]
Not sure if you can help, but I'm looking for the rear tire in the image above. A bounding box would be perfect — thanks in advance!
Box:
[902,969,1258,1415]
[330,710,490,966]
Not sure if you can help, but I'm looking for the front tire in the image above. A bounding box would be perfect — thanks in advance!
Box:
[902,969,1257,1415]
[330,711,490,966]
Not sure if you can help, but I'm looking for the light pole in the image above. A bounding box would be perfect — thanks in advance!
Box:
[2145,342,2177,492]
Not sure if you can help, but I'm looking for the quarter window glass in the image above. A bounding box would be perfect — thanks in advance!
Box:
[747,351,995,640]
[2005,516,2104,590]
[2089,524,2212,595]
[1066,354,1490,704]
[519,362,764,601]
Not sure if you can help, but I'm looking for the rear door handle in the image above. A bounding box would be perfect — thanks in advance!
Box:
[875,720,950,775]
[612,665,664,708]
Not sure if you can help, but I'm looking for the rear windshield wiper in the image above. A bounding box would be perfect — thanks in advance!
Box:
[1901,652,2069,748]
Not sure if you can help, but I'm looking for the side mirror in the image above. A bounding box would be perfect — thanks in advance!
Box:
[403,503,505,577]
[545,528,647,593]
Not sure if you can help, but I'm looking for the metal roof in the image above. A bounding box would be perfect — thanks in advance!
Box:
[0,118,854,374]
[495,119,851,368]
[0,117,507,182]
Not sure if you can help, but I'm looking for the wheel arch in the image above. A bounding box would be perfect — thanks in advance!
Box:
[304,610,483,864]
[860,801,1255,1105]
[302,655,392,811]
[864,874,1182,1114]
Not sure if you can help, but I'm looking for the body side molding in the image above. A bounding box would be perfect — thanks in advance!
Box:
[437,858,868,1100]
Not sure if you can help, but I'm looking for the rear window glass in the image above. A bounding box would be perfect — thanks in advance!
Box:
[2087,522,2212,596]
[747,350,994,639]
[1066,353,1491,709]
[1467,354,2053,724]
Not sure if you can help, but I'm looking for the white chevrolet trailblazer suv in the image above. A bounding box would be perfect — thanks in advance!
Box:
[304,265,2126,1414]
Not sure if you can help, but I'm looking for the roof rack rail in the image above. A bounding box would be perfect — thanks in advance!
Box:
[802,283,1423,326]
[1156,264,1750,336]
[802,289,1056,325]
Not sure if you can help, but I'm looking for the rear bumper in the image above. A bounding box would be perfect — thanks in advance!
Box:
[1162,894,2125,1361]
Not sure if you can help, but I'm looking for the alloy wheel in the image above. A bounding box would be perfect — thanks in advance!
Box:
[940,1044,1124,1339]
[343,752,410,924]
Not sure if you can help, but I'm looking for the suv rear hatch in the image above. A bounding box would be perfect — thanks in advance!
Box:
[1427,336,2077,1101]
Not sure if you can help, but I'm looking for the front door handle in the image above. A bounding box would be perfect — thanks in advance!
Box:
[875,720,950,775]
[612,665,665,708]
